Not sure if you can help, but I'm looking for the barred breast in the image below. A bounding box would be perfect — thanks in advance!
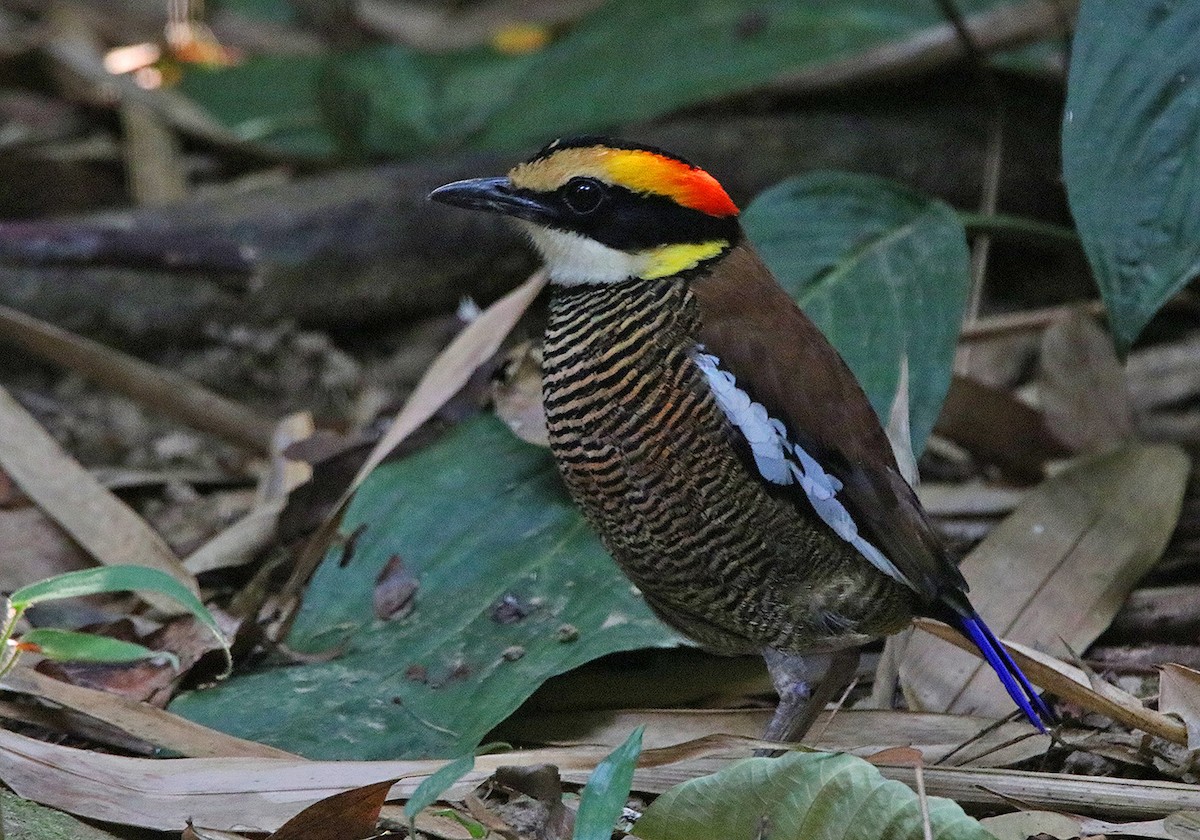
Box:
[542,276,914,656]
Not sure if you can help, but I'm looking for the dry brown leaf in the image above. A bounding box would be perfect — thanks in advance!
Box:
[267,778,395,840]
[1159,664,1200,750]
[0,505,93,591]
[980,810,1091,840]
[934,374,1070,481]
[495,707,1048,768]
[900,443,1190,720]
[0,726,735,831]
[1039,309,1134,454]
[0,665,294,758]
[865,746,924,766]
[5,725,1199,831]
[0,385,198,612]
[351,270,547,493]
[914,618,1187,745]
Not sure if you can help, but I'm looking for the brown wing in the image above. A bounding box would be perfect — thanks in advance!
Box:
[692,241,962,604]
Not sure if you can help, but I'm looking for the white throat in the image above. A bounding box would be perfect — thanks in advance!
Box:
[520,224,643,285]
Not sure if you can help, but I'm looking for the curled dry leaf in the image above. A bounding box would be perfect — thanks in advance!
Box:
[0,726,735,832]
[1159,664,1200,750]
[347,269,548,496]
[267,778,397,840]
[901,443,1190,720]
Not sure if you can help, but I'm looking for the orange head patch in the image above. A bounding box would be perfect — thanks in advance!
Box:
[509,139,739,218]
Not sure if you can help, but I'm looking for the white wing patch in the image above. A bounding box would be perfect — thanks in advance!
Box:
[694,350,915,590]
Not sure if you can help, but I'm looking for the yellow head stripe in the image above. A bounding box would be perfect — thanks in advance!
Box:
[638,240,729,279]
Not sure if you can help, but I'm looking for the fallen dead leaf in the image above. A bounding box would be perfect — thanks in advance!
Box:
[0,385,198,612]
[979,810,1091,840]
[495,707,1048,768]
[914,619,1188,745]
[0,505,93,591]
[1039,308,1133,454]
[0,727,732,831]
[266,777,396,840]
[347,269,547,498]
[1160,664,1200,750]
[0,664,294,758]
[4,726,1199,831]
[900,443,1190,719]
[934,374,1071,482]
[183,497,285,575]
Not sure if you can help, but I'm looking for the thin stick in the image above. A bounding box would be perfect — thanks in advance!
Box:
[959,300,1107,342]
[937,0,1006,376]
[0,304,274,454]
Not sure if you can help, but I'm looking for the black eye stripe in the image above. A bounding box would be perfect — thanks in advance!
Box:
[507,183,740,250]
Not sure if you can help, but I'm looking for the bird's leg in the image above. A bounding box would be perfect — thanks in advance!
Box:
[759,647,861,752]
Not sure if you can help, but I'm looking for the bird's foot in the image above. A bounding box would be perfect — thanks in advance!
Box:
[756,647,860,756]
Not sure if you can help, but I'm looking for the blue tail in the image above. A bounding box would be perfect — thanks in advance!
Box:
[954,613,1054,732]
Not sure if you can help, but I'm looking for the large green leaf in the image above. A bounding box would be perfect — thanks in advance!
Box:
[180,0,1018,159]
[469,0,1002,152]
[742,172,971,455]
[179,56,334,158]
[1062,0,1200,351]
[633,752,993,840]
[170,417,680,759]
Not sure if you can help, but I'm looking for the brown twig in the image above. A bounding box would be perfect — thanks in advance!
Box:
[960,300,1107,342]
[0,303,275,454]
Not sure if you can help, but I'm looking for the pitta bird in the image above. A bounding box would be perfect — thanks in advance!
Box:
[430,137,1052,742]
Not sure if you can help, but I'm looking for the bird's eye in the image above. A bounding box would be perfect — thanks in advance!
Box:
[562,178,605,214]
